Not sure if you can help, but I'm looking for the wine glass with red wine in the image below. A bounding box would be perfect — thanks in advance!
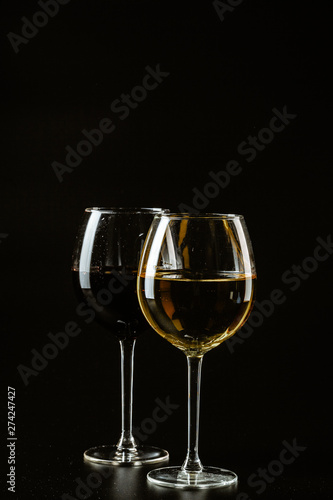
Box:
[72,207,169,465]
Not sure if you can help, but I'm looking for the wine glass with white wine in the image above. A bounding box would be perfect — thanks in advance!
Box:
[137,213,256,488]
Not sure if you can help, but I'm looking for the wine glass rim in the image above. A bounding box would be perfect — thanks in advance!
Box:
[154,212,244,220]
[85,207,167,214]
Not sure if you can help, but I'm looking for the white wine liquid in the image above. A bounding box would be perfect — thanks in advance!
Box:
[138,272,256,356]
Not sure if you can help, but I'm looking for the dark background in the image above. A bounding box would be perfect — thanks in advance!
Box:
[1,0,332,498]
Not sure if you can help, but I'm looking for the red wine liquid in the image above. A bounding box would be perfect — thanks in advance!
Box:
[72,267,148,340]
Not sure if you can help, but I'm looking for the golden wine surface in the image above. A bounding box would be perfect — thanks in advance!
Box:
[138,272,256,356]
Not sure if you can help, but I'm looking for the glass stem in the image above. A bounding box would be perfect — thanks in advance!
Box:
[116,339,137,452]
[182,356,204,473]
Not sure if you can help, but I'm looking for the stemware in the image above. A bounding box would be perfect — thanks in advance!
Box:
[72,207,169,465]
[137,213,256,487]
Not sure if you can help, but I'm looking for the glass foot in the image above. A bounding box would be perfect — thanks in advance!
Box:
[84,445,169,466]
[147,466,237,489]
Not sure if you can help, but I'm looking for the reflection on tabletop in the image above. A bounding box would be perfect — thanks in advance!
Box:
[83,461,238,499]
